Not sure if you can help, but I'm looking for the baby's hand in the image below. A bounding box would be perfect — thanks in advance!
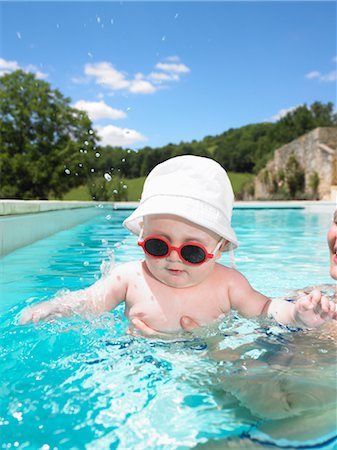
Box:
[294,289,337,328]
[20,300,68,324]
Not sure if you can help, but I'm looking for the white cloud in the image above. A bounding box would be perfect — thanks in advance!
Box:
[85,62,156,94]
[155,62,190,74]
[82,57,190,94]
[269,105,300,122]
[0,58,48,79]
[305,58,336,83]
[73,100,126,121]
[166,55,180,62]
[320,70,336,82]
[25,64,48,79]
[0,58,19,75]
[148,72,179,82]
[129,79,156,94]
[95,124,147,147]
[85,62,130,90]
[305,71,321,80]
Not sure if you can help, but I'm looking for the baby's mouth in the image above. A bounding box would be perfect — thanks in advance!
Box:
[167,268,184,274]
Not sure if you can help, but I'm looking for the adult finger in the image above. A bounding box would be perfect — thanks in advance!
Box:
[131,318,173,338]
[180,316,200,331]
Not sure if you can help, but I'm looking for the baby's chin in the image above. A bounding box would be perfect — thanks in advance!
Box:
[160,277,197,289]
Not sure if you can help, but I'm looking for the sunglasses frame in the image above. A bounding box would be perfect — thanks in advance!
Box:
[138,235,218,265]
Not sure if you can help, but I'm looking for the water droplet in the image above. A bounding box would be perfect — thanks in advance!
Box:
[162,35,166,41]
[174,13,179,19]
[105,215,112,220]
[104,173,112,182]
[16,32,22,39]
[102,239,108,245]
[96,16,101,23]
[127,149,131,154]
[110,18,114,25]
[78,163,83,167]
[84,140,89,146]
[113,189,118,194]
[121,158,126,162]
[88,52,93,58]
[84,150,88,154]
[79,149,84,153]
[83,261,89,267]
[56,24,60,29]
[95,152,100,158]
[126,107,131,112]
[91,168,95,172]
[89,129,94,135]
[123,184,127,189]
[64,168,71,175]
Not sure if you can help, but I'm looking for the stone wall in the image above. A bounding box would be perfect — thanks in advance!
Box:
[254,127,337,200]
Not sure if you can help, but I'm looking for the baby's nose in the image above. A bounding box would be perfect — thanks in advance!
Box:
[167,248,182,262]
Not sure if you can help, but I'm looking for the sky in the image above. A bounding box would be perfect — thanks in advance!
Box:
[0,1,336,149]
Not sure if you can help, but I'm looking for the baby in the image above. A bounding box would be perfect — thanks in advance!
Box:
[20,155,337,336]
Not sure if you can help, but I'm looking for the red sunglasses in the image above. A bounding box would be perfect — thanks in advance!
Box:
[138,235,222,265]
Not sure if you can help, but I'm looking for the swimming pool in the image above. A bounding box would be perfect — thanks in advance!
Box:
[0,207,336,449]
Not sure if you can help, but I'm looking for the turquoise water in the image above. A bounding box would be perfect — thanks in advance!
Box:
[0,208,336,449]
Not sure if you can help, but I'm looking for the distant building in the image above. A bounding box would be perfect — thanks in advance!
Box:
[254,127,337,200]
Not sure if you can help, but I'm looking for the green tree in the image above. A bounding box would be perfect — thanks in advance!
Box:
[0,70,98,199]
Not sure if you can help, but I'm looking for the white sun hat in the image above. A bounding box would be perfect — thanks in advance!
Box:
[123,155,238,251]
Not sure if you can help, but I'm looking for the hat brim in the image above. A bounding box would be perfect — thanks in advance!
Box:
[123,195,238,251]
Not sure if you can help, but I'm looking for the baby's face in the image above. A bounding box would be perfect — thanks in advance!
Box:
[327,209,337,280]
[142,215,223,288]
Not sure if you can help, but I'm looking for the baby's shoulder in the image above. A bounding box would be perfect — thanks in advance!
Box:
[109,260,142,279]
[214,263,242,278]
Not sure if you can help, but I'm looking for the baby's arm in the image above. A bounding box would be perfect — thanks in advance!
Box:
[228,270,337,328]
[270,289,337,328]
[20,262,131,324]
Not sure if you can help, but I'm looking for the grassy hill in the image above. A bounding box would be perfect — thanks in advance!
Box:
[61,172,253,202]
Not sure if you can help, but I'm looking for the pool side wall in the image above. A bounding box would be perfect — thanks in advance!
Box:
[0,200,335,257]
[0,201,108,256]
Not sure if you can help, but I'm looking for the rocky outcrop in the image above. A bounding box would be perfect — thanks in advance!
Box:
[254,127,337,200]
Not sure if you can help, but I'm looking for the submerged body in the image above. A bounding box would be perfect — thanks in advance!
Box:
[20,214,336,335]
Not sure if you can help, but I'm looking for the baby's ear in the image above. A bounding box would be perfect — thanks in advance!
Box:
[219,240,229,253]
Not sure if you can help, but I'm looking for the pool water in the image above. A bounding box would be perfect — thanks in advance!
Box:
[0,208,336,449]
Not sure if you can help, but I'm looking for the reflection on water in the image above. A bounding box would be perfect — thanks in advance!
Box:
[0,209,336,449]
[0,303,336,449]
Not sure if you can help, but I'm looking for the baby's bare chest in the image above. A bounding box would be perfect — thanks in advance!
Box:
[124,275,229,332]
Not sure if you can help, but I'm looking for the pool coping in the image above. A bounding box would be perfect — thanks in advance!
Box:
[113,200,337,211]
[1,199,336,216]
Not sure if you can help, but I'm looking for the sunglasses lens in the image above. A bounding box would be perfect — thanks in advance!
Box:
[181,245,206,264]
[144,238,169,257]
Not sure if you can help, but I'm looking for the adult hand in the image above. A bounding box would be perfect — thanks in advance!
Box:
[127,316,202,339]
[127,318,176,340]
[180,316,201,332]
